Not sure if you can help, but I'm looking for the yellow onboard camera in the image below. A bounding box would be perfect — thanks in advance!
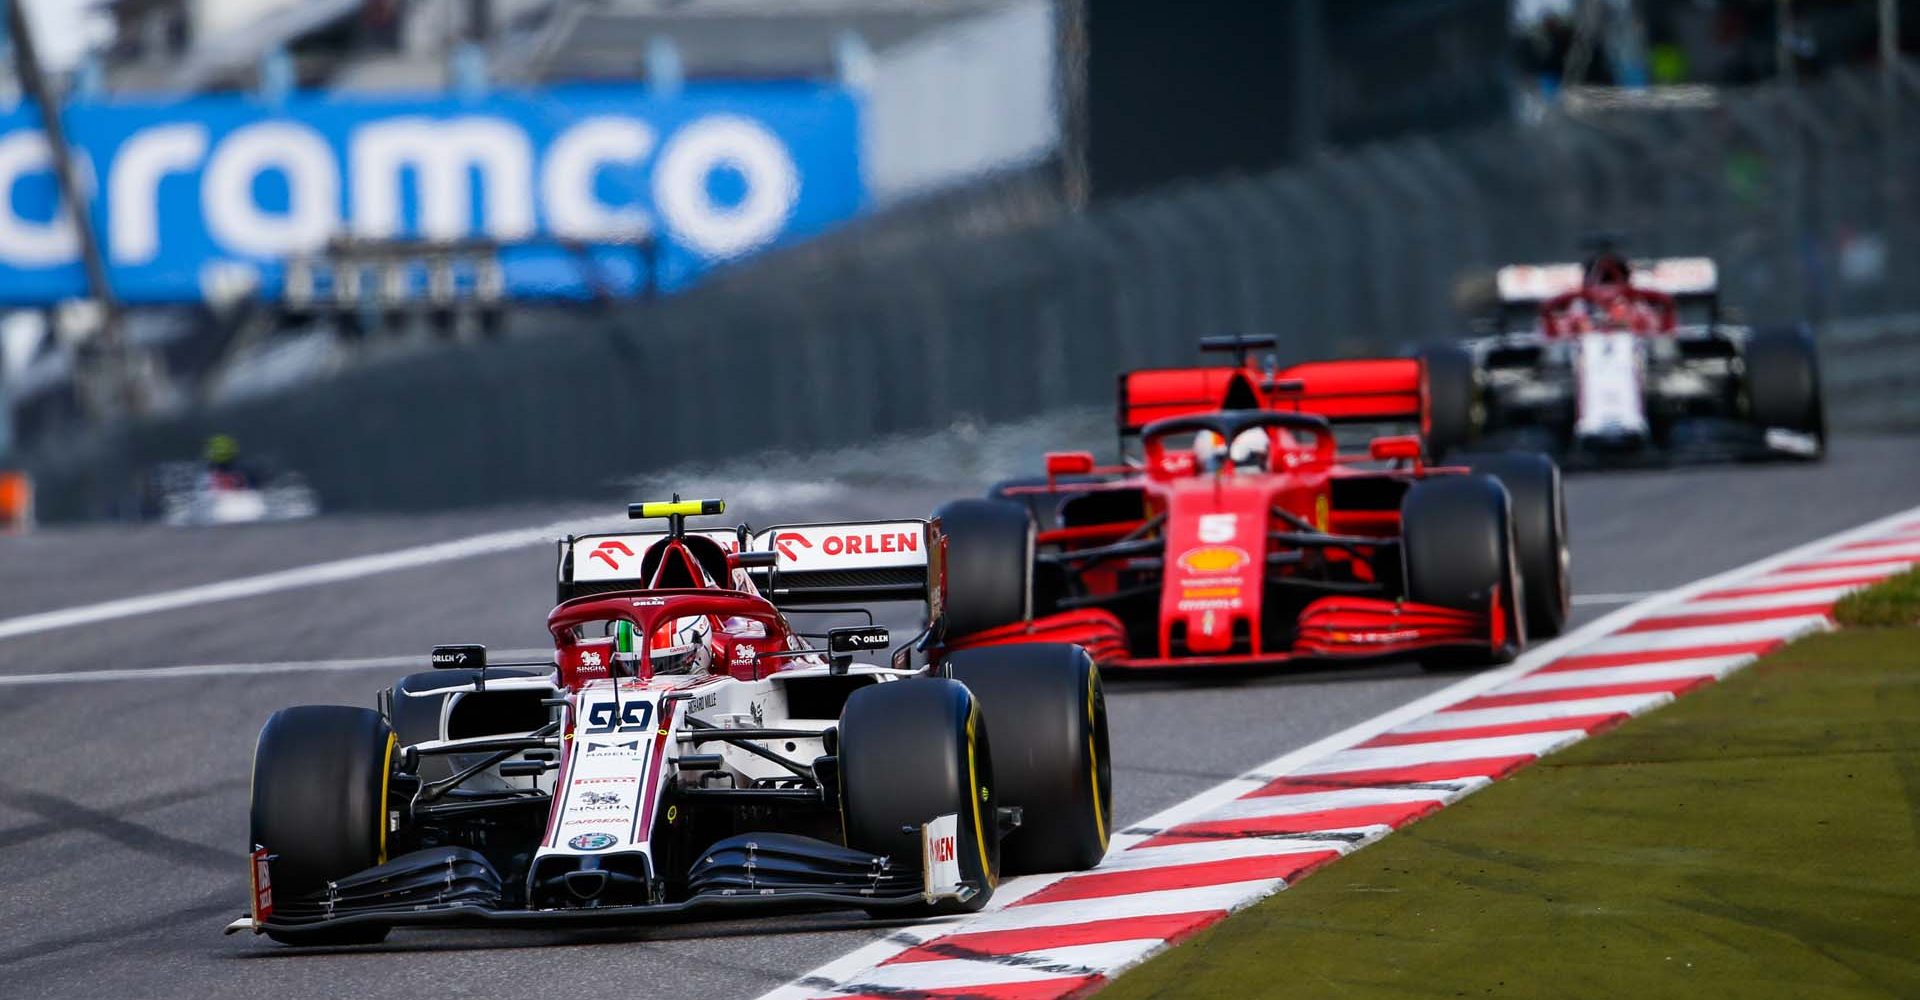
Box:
[627,498,726,519]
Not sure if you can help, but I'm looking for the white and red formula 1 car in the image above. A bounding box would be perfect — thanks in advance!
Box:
[229,498,1109,944]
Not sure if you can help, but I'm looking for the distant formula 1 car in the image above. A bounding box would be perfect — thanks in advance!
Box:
[229,498,1108,944]
[147,462,319,526]
[929,336,1569,673]
[1422,252,1826,466]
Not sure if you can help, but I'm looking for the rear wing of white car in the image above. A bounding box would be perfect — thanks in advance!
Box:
[1495,257,1718,303]
[557,519,940,609]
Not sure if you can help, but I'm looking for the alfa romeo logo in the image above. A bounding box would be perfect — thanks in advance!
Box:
[568,832,618,851]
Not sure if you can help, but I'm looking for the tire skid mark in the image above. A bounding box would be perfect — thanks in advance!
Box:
[0,784,234,870]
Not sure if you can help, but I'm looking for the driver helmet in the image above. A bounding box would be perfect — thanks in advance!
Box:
[648,615,714,676]
[1603,295,1639,328]
[1227,427,1270,471]
[1583,252,1632,292]
[1194,430,1228,473]
[204,434,239,465]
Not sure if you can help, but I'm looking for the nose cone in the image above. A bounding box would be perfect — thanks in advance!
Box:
[1183,605,1236,654]
[563,869,610,901]
[1160,481,1265,658]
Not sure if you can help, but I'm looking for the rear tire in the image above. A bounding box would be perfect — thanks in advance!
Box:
[988,475,1108,532]
[1418,344,1479,462]
[934,499,1033,637]
[945,644,1110,875]
[1455,452,1568,638]
[1401,475,1522,669]
[1746,326,1826,456]
[839,679,998,915]
[250,705,395,945]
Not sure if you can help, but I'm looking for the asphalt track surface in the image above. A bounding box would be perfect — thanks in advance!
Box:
[0,431,1915,1000]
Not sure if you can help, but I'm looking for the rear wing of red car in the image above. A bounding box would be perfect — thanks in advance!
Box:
[1116,356,1424,438]
[1268,358,1423,424]
[1117,366,1264,435]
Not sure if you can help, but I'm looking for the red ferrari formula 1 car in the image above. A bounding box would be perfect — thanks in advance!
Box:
[933,336,1569,672]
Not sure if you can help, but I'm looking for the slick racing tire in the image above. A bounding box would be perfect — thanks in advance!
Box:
[1455,452,1569,639]
[934,499,1034,637]
[839,678,998,915]
[1401,474,1522,670]
[250,705,395,945]
[1746,326,1826,456]
[988,475,1110,532]
[946,643,1110,875]
[1417,344,1479,462]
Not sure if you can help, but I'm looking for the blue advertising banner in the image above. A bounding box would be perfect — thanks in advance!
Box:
[0,83,863,304]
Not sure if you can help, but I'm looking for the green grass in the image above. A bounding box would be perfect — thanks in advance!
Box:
[1834,568,1920,627]
[1100,629,1920,1000]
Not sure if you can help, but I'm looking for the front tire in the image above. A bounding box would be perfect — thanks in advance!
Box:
[249,705,395,945]
[1746,326,1826,457]
[839,678,998,915]
[945,643,1110,875]
[1455,452,1569,638]
[1401,475,1523,669]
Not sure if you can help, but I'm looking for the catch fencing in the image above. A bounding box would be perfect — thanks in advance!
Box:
[21,64,1920,519]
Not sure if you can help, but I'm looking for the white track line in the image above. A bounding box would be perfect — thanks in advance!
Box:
[836,940,1151,991]
[1301,730,1590,774]
[1198,785,1460,822]
[0,649,555,687]
[0,516,605,643]
[1493,655,1751,693]
[1773,557,1918,578]
[1673,585,1866,614]
[1729,565,1904,588]
[1575,615,1830,655]
[1402,692,1674,730]
[758,501,1920,1000]
[1094,837,1363,872]
[904,881,1275,937]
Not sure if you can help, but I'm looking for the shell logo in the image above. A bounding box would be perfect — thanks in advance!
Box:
[1178,545,1250,574]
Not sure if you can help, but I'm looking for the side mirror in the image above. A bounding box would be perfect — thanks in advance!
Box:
[431,644,486,670]
[1045,451,1095,477]
[1369,435,1423,463]
[827,626,891,675]
[828,626,891,655]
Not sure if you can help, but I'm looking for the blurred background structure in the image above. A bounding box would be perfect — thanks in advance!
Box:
[1,0,1918,519]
